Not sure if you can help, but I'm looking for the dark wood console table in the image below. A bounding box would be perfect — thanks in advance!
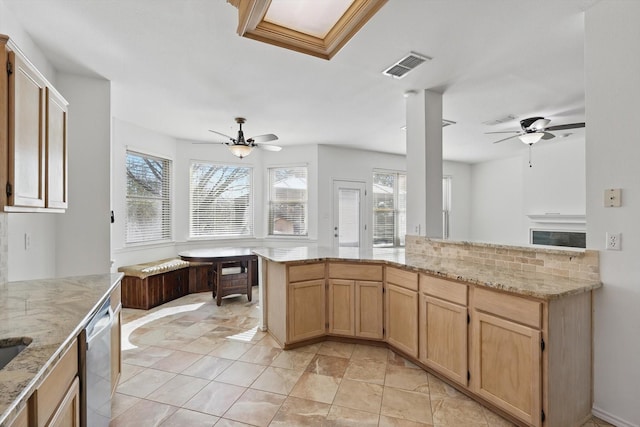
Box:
[179,248,257,306]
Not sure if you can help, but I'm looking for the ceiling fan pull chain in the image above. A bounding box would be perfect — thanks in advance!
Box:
[528,143,533,168]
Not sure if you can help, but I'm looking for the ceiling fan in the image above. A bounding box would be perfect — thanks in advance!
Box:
[203,117,282,159]
[486,116,585,145]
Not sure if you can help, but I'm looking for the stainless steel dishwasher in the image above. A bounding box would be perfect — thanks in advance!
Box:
[85,297,113,427]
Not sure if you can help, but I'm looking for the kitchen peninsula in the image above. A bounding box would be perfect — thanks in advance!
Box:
[253,238,601,427]
[0,273,123,427]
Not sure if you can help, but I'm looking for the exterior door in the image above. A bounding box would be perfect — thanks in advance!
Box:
[332,180,366,252]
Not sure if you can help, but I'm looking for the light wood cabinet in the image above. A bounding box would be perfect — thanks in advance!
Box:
[8,403,29,427]
[35,339,79,427]
[385,267,419,357]
[419,274,468,386]
[110,283,122,396]
[327,263,383,340]
[288,279,326,342]
[0,34,68,213]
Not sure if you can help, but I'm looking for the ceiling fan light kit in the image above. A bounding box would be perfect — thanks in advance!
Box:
[518,132,544,145]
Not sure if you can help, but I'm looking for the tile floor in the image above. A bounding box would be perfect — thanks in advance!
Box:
[111,289,614,427]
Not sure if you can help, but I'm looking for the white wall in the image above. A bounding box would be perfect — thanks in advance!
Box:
[586,2,640,426]
[317,145,407,248]
[443,160,471,241]
[54,73,112,277]
[470,156,524,244]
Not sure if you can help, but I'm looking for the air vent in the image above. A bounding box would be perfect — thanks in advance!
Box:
[383,52,431,79]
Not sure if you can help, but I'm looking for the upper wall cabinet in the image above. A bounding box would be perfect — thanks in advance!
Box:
[0,34,68,213]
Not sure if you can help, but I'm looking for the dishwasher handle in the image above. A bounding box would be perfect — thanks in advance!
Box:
[87,307,113,349]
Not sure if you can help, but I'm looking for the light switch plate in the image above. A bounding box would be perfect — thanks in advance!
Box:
[604,188,621,207]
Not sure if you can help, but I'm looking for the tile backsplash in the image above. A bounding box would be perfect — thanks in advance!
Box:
[405,235,600,282]
[0,213,7,287]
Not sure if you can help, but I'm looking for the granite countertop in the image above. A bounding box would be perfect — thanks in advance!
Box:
[252,246,602,300]
[0,273,123,427]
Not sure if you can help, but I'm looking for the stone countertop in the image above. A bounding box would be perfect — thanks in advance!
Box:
[252,246,602,300]
[0,273,123,427]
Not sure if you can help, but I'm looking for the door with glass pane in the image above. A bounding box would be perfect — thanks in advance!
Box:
[333,180,366,251]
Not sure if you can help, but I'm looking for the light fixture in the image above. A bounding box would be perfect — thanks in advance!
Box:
[518,132,544,145]
[228,144,253,159]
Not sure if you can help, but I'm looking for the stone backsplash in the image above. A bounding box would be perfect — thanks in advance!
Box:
[0,213,7,287]
[405,235,600,282]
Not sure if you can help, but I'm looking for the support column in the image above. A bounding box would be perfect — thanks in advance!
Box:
[406,89,443,238]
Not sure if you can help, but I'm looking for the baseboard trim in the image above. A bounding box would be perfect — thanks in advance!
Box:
[592,406,638,427]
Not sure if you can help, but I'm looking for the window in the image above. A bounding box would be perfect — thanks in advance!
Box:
[125,151,172,244]
[373,171,406,247]
[189,162,253,238]
[268,166,308,236]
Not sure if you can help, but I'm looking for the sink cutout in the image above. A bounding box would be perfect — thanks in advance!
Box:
[0,337,32,370]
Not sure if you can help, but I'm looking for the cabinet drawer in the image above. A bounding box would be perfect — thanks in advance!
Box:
[329,263,383,281]
[288,263,325,282]
[419,274,467,306]
[473,288,541,329]
[386,267,418,291]
[36,338,78,426]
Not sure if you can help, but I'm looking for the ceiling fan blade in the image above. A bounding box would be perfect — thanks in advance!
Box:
[544,122,585,131]
[257,144,282,152]
[209,129,235,141]
[491,134,521,144]
[249,133,278,143]
[541,132,555,140]
[192,141,227,145]
[485,131,520,135]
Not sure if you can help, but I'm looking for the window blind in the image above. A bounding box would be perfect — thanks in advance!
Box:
[125,151,172,244]
[373,171,406,247]
[268,166,308,236]
[189,162,253,237]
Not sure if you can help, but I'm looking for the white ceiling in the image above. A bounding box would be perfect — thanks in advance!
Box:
[3,0,596,163]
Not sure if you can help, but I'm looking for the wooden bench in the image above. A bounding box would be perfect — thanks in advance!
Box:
[118,258,211,309]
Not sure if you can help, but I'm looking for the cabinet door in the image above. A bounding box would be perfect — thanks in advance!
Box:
[8,51,46,208]
[288,279,326,342]
[45,88,67,208]
[471,311,542,427]
[385,283,419,357]
[328,279,355,336]
[355,281,383,339]
[46,376,80,427]
[419,294,467,385]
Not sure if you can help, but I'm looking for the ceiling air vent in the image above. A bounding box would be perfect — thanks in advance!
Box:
[383,52,431,79]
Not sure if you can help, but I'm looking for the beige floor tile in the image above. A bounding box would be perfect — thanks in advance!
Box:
[270,349,315,370]
[180,321,221,338]
[110,392,142,419]
[317,341,355,359]
[122,345,174,367]
[388,350,421,368]
[110,399,177,427]
[150,349,203,373]
[270,396,330,426]
[351,343,389,362]
[251,366,304,395]
[344,358,387,384]
[482,406,516,426]
[385,364,430,393]
[183,381,246,416]
[214,419,254,426]
[222,388,286,426]
[290,342,322,354]
[289,372,341,404]
[180,335,226,355]
[431,396,488,426]
[181,355,234,380]
[333,378,383,414]
[214,360,266,387]
[159,408,219,426]
[238,344,282,365]
[254,333,282,348]
[381,387,433,424]
[146,374,210,406]
[116,368,176,398]
[306,354,350,377]
[325,404,379,426]
[379,414,434,426]
[427,373,465,399]
[209,340,254,359]
[119,362,146,383]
